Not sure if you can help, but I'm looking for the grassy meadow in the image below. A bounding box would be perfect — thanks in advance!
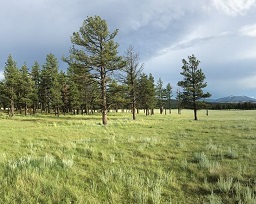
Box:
[0,109,256,203]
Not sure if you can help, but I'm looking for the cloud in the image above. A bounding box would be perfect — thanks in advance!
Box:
[0,0,256,99]
[159,31,231,54]
[240,24,256,37]
[212,0,256,16]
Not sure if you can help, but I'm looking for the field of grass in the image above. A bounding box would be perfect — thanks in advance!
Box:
[0,109,255,203]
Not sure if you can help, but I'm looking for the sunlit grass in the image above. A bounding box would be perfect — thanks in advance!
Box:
[0,109,255,203]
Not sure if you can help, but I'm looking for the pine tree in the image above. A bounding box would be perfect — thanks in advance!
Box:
[66,66,81,114]
[66,16,125,125]
[177,54,211,120]
[3,55,19,116]
[40,53,60,114]
[156,78,164,114]
[122,46,143,120]
[163,83,173,114]
[31,61,40,114]
[176,89,182,114]
[107,79,127,112]
[0,81,9,110]
[138,73,156,116]
[18,63,33,115]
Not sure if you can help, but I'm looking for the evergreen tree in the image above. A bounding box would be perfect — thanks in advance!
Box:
[107,79,127,112]
[18,63,33,115]
[31,61,40,114]
[40,53,60,114]
[66,63,99,115]
[66,65,81,114]
[138,73,156,116]
[177,54,211,120]
[122,46,143,120]
[0,81,9,110]
[67,16,125,125]
[51,71,62,117]
[176,89,182,114]
[3,55,19,116]
[163,83,173,114]
[59,71,69,114]
[156,78,164,114]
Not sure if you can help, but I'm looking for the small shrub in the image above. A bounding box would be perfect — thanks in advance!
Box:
[207,191,223,204]
[225,147,238,159]
[180,158,188,170]
[243,186,256,204]
[193,152,210,168]
[208,162,221,175]
[62,157,74,169]
[217,176,233,193]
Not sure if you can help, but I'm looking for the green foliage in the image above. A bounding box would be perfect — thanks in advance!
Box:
[122,45,143,120]
[138,73,156,115]
[177,54,211,120]
[66,15,125,125]
[155,78,164,113]
[39,53,61,114]
[3,55,20,116]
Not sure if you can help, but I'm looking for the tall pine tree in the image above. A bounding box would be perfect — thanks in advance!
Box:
[122,46,143,120]
[177,54,211,120]
[3,55,19,116]
[66,16,125,125]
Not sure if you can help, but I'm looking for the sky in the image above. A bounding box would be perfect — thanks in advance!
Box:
[1,0,256,99]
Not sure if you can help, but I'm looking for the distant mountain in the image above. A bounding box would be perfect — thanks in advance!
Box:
[205,96,256,103]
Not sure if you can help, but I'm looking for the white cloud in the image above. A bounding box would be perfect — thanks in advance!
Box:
[212,0,256,16]
[240,24,256,37]
[158,29,232,55]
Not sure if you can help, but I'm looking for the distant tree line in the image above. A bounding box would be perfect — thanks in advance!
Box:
[0,53,173,118]
[209,102,256,110]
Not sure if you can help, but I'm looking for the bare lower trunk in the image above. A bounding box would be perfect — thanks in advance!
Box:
[193,103,198,120]
[10,86,15,116]
[10,99,14,116]
[25,103,27,116]
[132,97,136,120]
[102,109,107,125]
[101,67,107,125]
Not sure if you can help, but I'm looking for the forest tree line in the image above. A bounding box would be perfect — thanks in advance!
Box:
[0,52,253,120]
[0,53,173,117]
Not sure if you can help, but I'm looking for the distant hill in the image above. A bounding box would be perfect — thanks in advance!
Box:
[205,96,256,103]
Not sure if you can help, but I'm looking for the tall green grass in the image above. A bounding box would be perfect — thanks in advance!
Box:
[0,110,255,203]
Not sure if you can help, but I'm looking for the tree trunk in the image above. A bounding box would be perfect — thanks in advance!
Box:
[10,99,14,116]
[194,109,197,120]
[25,103,27,116]
[160,107,163,114]
[10,87,15,116]
[101,67,107,125]
[132,96,136,120]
